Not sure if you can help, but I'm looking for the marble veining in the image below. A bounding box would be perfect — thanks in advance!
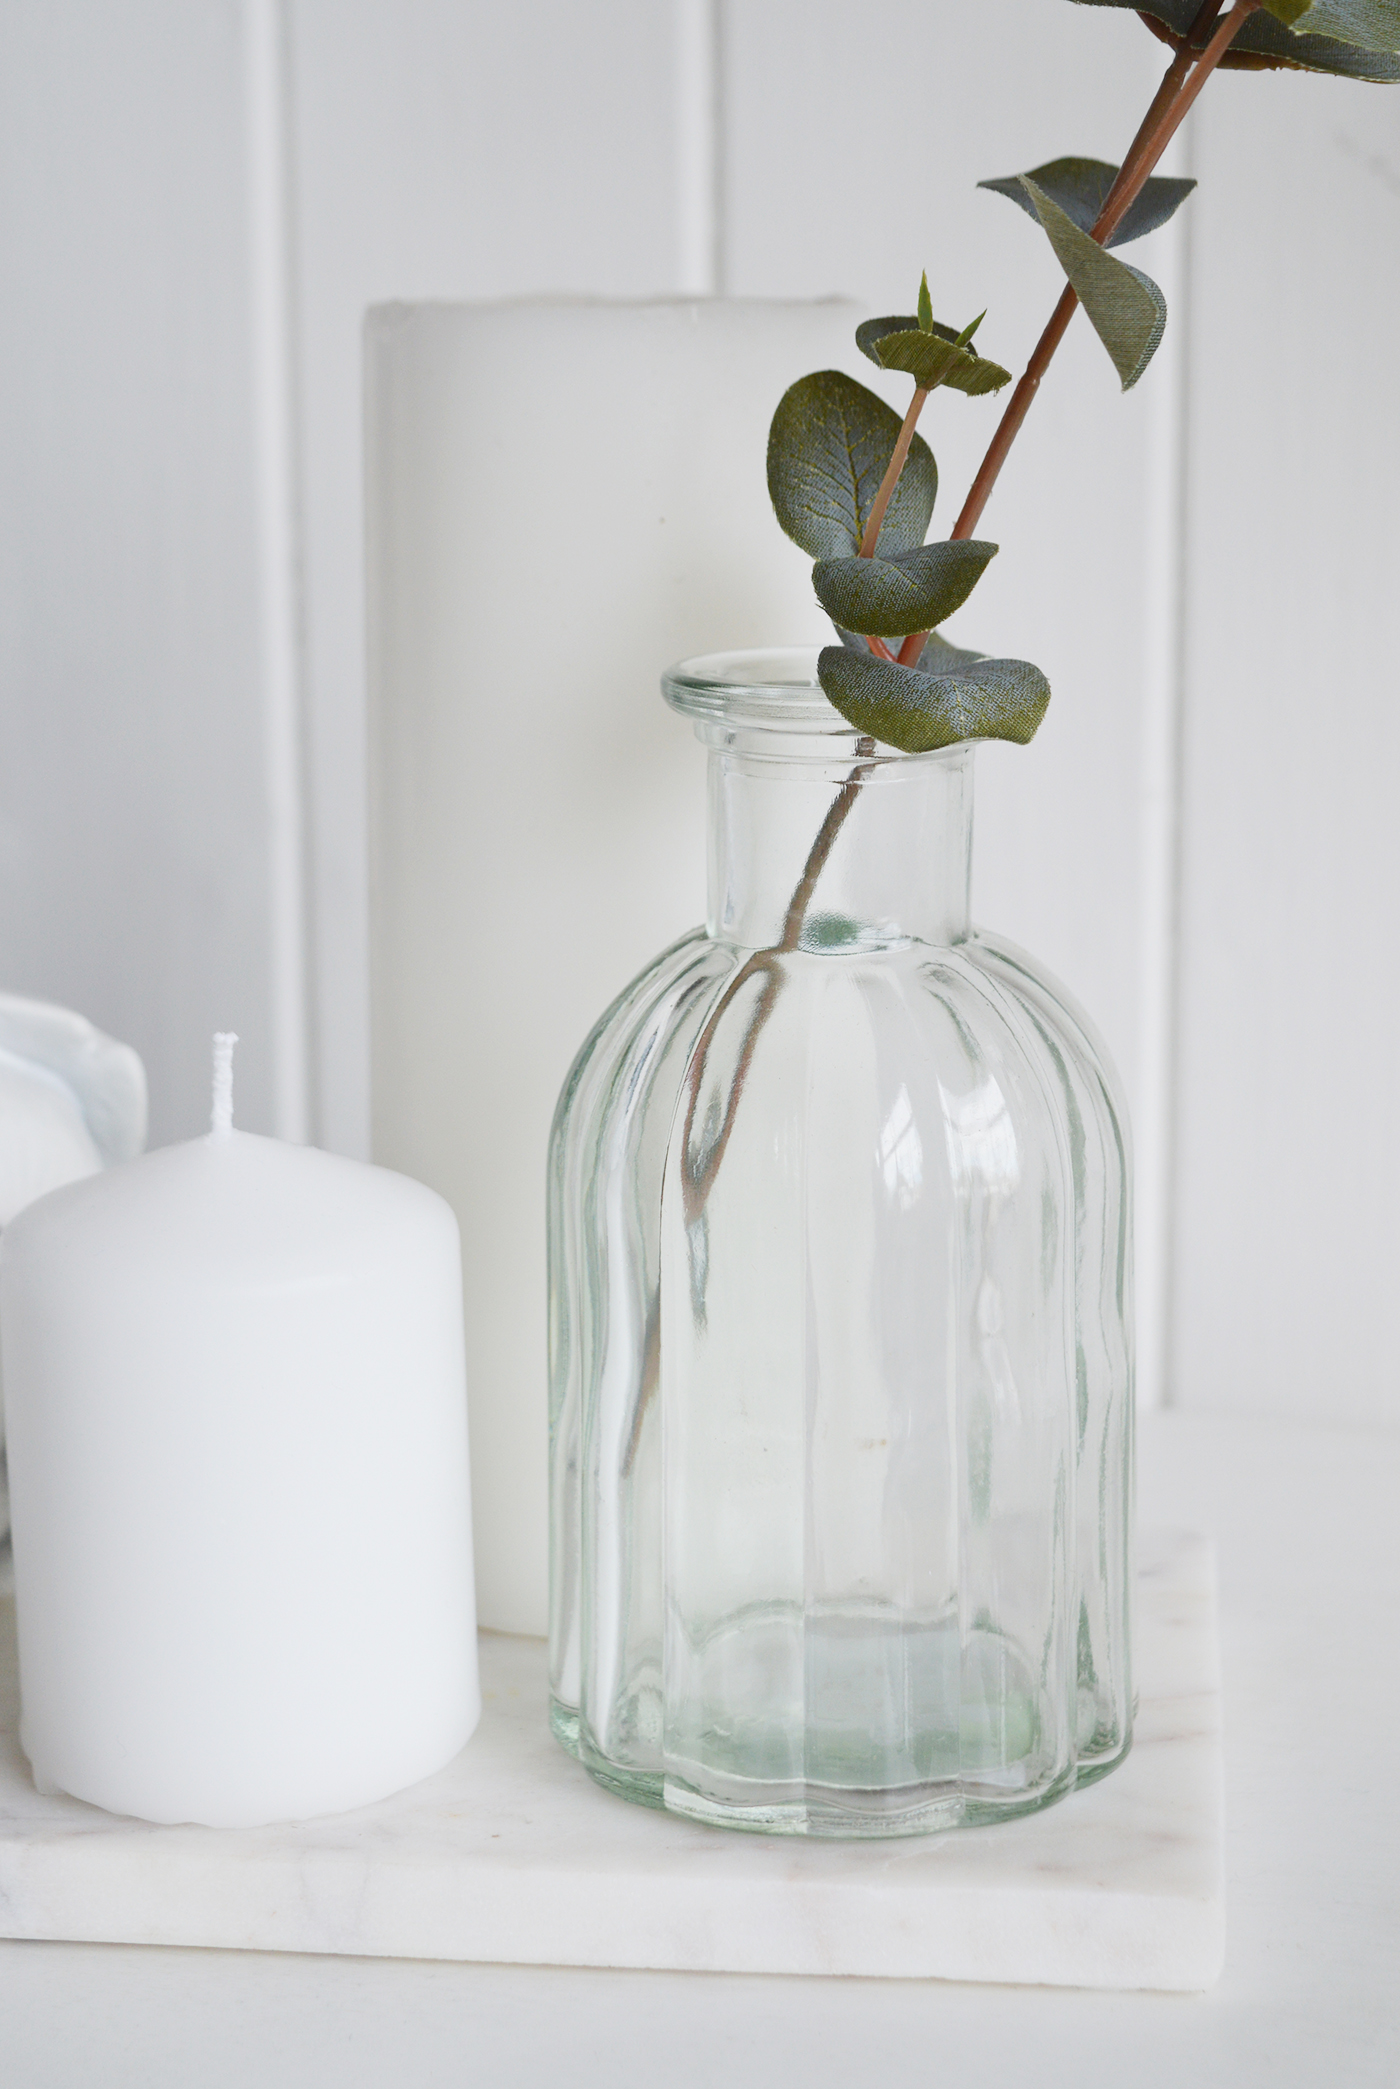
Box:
[0,1530,1223,1990]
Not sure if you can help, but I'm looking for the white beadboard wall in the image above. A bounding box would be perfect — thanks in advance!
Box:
[0,0,282,1147]
[0,0,1396,1423]
[1176,67,1400,1422]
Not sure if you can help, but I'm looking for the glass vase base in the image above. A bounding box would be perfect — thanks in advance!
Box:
[1071,1733,1133,1789]
[580,1752,666,1812]
[548,1697,582,1760]
[658,1765,1077,1840]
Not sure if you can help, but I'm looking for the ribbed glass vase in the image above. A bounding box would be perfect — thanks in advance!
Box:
[549,649,1133,1837]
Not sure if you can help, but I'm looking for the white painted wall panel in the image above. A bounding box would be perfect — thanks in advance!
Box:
[0,2,278,1145]
[1174,73,1400,1422]
[287,0,681,1155]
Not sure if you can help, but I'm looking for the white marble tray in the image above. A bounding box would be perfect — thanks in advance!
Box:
[0,1530,1223,1991]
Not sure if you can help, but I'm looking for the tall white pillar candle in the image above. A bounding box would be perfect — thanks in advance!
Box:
[0,1041,478,1826]
[367,296,881,1634]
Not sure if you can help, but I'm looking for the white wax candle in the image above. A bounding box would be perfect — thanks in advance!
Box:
[0,1041,478,1826]
[367,296,885,1634]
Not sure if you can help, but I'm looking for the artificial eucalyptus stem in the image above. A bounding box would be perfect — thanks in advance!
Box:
[616,736,881,1466]
[623,0,1384,1472]
[680,2,1257,1220]
[940,0,1253,561]
[772,4,1257,1048]
[675,747,878,1228]
[860,388,931,558]
[620,945,780,1470]
[660,391,924,1265]
[1112,0,1225,195]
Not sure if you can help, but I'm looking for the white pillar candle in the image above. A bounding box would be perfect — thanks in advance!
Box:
[0,1038,478,1826]
[366,296,873,1634]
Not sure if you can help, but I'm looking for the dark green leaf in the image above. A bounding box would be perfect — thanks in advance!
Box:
[856,314,1012,396]
[1068,0,1400,77]
[766,371,937,560]
[1262,0,1399,53]
[855,315,916,363]
[979,157,1195,247]
[917,271,934,332]
[1016,176,1166,390]
[812,541,998,637]
[817,643,1051,754]
[916,630,987,675]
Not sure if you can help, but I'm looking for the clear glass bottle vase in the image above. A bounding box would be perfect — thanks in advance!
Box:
[549,650,1133,1837]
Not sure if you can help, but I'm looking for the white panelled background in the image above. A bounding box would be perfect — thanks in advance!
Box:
[1,0,1397,1424]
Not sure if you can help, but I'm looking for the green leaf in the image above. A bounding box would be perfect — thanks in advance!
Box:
[856,315,1012,396]
[812,541,998,637]
[1068,0,1400,77]
[817,643,1050,754]
[916,630,988,674]
[767,371,937,561]
[1015,176,1166,390]
[917,271,934,332]
[1261,0,1399,53]
[979,157,1195,247]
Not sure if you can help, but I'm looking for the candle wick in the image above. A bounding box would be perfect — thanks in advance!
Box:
[211,1033,239,1137]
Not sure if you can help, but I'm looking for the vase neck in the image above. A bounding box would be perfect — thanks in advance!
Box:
[702,731,974,953]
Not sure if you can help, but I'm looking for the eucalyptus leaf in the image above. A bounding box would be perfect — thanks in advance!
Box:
[980,157,1195,247]
[917,630,987,674]
[856,315,1012,397]
[1262,0,1399,52]
[1068,0,1400,76]
[812,541,998,637]
[767,371,937,560]
[817,644,1050,753]
[1016,176,1166,389]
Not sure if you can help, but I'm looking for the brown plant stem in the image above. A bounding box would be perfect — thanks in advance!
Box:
[616,731,880,1468]
[855,387,939,662]
[893,0,1249,666]
[677,740,878,1226]
[861,387,930,558]
[650,349,941,1282]
[952,0,1248,545]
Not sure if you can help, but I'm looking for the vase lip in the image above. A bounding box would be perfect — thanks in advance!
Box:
[662,648,853,734]
[662,650,973,768]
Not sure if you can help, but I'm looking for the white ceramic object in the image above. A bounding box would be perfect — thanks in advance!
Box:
[0,993,147,1561]
[0,1532,1223,1990]
[0,992,146,1225]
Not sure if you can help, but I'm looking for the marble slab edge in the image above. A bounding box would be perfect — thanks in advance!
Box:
[0,1530,1224,1992]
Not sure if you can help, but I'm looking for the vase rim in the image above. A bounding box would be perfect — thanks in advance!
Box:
[662,648,852,734]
